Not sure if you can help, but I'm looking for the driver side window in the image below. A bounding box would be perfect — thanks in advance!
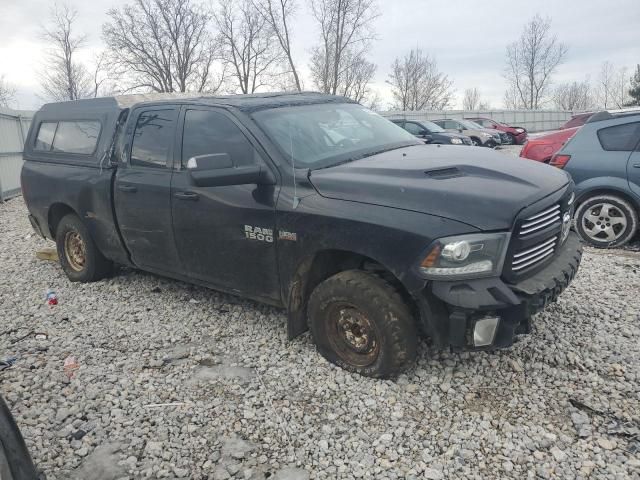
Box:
[403,122,423,135]
[182,109,259,167]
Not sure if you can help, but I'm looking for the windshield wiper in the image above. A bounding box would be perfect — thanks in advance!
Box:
[312,143,416,171]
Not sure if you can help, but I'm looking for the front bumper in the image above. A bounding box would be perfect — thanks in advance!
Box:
[416,231,582,350]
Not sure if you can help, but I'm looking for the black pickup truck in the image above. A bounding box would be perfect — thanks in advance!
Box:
[21,92,582,377]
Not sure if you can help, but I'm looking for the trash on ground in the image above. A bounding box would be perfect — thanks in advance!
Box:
[36,247,59,262]
[34,333,48,341]
[144,402,187,408]
[63,355,79,379]
[45,289,58,306]
[0,356,18,371]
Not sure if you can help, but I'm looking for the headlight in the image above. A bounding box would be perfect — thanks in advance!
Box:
[480,132,491,138]
[450,138,463,144]
[418,232,510,280]
[515,128,525,133]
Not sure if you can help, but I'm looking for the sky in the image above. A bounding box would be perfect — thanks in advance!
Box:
[1,0,639,110]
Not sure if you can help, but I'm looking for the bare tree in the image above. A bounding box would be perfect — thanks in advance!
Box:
[253,0,302,91]
[0,75,16,108]
[309,0,379,96]
[612,66,632,108]
[629,64,640,106]
[595,61,615,108]
[462,88,480,110]
[504,15,568,109]
[214,0,284,94]
[40,4,92,101]
[553,80,593,111]
[387,48,454,111]
[103,0,221,93]
[340,51,376,102]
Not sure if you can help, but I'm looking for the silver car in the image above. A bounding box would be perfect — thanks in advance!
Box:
[433,119,502,147]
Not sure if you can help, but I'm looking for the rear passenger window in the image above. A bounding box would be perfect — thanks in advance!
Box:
[182,109,258,167]
[52,121,101,154]
[35,122,57,151]
[131,109,177,168]
[34,120,101,154]
[597,122,640,151]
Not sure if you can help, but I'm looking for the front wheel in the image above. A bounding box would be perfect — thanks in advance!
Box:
[55,213,113,282]
[575,195,638,248]
[470,137,481,146]
[308,270,418,378]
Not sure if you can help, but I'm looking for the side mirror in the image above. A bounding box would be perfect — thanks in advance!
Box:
[186,153,274,187]
[458,128,464,133]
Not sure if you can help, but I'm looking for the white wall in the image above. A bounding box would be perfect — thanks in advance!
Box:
[0,108,33,201]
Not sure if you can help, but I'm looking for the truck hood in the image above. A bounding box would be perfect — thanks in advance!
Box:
[308,145,570,230]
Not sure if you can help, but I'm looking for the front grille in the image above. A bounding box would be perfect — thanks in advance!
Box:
[519,204,561,237]
[504,198,569,281]
[512,236,558,271]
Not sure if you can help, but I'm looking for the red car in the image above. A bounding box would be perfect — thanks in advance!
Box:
[560,112,593,130]
[465,117,528,145]
[519,127,580,163]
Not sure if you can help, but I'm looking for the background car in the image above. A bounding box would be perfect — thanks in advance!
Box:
[550,110,640,247]
[466,117,528,145]
[520,127,580,163]
[560,112,594,130]
[391,119,472,145]
[432,118,502,147]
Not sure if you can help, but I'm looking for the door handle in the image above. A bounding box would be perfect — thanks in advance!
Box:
[174,191,199,201]
[118,185,137,193]
[633,163,640,168]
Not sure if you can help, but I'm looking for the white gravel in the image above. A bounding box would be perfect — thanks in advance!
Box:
[1,196,639,480]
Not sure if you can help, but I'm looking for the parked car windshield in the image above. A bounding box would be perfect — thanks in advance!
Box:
[421,121,445,133]
[460,119,484,130]
[252,103,420,169]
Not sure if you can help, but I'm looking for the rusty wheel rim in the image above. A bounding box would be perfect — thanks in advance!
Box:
[64,231,86,272]
[326,303,380,367]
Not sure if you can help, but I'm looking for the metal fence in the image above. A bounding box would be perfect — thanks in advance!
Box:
[0,108,33,201]
[379,109,573,133]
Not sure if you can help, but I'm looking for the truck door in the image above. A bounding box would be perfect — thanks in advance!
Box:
[170,107,280,301]
[114,106,182,273]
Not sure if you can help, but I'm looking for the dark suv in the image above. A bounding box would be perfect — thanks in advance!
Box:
[22,92,582,378]
[551,110,640,247]
[391,119,472,145]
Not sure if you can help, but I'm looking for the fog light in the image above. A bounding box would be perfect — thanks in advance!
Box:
[473,316,500,347]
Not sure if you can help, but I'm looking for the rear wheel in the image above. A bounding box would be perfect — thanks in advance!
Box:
[55,213,113,282]
[575,195,638,248]
[308,270,418,378]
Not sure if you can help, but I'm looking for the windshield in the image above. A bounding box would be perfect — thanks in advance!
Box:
[421,121,445,133]
[460,119,484,130]
[252,103,420,169]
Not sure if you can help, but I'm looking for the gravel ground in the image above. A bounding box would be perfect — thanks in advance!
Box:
[1,196,640,480]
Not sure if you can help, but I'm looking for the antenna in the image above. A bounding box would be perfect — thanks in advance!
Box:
[289,120,300,209]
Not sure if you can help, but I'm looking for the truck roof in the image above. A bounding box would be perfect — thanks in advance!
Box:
[37,91,354,115]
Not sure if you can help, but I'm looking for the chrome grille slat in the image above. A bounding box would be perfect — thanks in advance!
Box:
[513,236,557,259]
[520,216,562,235]
[524,204,560,222]
[512,249,555,270]
[519,204,561,236]
[513,245,555,266]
